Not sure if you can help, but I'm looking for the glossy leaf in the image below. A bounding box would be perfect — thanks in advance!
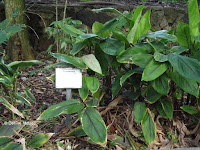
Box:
[160,99,173,120]
[70,40,87,55]
[85,98,98,107]
[131,54,153,68]
[130,5,144,28]
[52,53,86,69]
[144,30,176,42]
[100,38,125,56]
[3,142,22,150]
[0,124,21,136]
[141,110,156,145]
[181,105,198,115]
[142,59,168,81]
[169,72,199,97]
[127,7,142,44]
[154,52,168,62]
[95,46,109,75]
[146,87,162,103]
[68,126,86,137]
[0,137,12,149]
[156,103,167,117]
[92,21,110,38]
[79,77,89,101]
[176,22,192,48]
[59,24,84,37]
[28,133,53,148]
[78,34,98,40]
[8,60,43,70]
[169,46,188,54]
[188,0,199,37]
[134,102,146,124]
[133,9,151,44]
[82,54,102,74]
[37,99,84,120]
[168,53,200,83]
[151,74,169,95]
[0,96,24,118]
[81,107,107,144]
[117,47,148,63]
[85,76,100,94]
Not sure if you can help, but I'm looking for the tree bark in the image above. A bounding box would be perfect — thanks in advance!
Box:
[5,0,35,61]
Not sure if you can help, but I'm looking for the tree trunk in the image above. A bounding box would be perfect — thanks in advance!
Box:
[5,0,35,61]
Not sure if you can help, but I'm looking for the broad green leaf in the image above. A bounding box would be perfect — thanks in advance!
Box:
[37,99,84,120]
[169,72,199,97]
[142,59,168,81]
[82,54,102,74]
[169,46,188,54]
[100,38,125,56]
[133,9,151,44]
[154,52,168,62]
[176,22,192,48]
[120,68,143,86]
[117,47,148,63]
[4,25,23,35]
[85,98,98,107]
[146,87,162,103]
[68,126,86,137]
[188,0,199,37]
[85,76,100,94]
[0,96,24,118]
[25,89,36,103]
[3,142,22,150]
[112,74,122,98]
[0,19,10,29]
[168,53,200,83]
[151,74,169,95]
[113,30,129,44]
[181,105,198,114]
[52,53,86,69]
[81,107,107,144]
[16,93,31,106]
[127,7,142,44]
[160,99,173,120]
[148,41,169,53]
[141,110,156,145]
[134,102,146,124]
[0,63,15,76]
[92,21,110,38]
[144,30,176,42]
[131,54,153,68]
[8,60,43,70]
[0,32,7,44]
[130,5,144,28]
[70,40,87,55]
[78,34,98,40]
[0,124,21,136]
[95,46,109,75]
[78,77,89,101]
[28,133,53,148]
[156,103,167,117]
[59,24,84,37]
[0,137,12,149]
[92,7,131,23]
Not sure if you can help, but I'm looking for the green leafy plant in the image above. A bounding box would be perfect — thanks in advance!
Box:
[42,0,200,146]
[0,19,43,118]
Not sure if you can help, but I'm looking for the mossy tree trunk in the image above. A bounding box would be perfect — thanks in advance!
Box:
[5,0,35,61]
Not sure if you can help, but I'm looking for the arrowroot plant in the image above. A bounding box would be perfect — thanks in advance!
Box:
[39,0,200,147]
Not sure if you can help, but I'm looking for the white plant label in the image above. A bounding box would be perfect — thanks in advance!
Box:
[55,68,82,89]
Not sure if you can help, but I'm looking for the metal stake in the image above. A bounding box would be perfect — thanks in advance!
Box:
[65,88,71,127]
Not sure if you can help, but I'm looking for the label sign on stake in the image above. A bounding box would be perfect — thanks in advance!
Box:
[55,68,82,89]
